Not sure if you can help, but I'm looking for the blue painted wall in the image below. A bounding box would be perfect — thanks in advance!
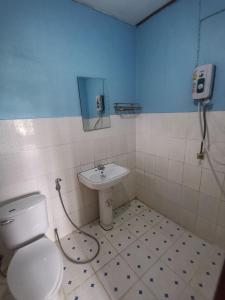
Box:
[201,0,225,20]
[0,0,135,119]
[199,10,225,111]
[1,0,225,119]
[136,0,225,113]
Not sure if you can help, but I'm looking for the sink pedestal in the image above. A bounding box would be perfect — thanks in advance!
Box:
[78,163,130,231]
[98,188,113,230]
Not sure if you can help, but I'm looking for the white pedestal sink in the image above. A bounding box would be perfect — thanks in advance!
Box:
[78,163,130,230]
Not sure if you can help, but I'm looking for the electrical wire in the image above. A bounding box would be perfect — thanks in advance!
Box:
[198,102,225,199]
[93,112,101,129]
[198,102,225,165]
[199,103,207,155]
[54,178,100,264]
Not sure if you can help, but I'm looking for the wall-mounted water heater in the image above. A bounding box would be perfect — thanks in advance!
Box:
[96,95,105,113]
[192,64,215,100]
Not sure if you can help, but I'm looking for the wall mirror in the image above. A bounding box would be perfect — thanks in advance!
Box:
[77,77,111,131]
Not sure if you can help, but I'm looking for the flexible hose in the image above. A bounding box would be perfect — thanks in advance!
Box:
[54,178,100,264]
[198,102,225,198]
[0,268,6,278]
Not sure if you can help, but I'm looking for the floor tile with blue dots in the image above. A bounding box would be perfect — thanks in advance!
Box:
[59,199,224,300]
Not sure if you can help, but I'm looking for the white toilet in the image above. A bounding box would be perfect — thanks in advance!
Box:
[0,193,63,300]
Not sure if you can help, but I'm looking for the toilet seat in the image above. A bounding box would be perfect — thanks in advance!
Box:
[7,237,63,300]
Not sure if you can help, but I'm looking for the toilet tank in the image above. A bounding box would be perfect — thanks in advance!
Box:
[0,194,49,249]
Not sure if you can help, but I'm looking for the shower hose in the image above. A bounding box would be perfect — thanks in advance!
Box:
[54,178,100,264]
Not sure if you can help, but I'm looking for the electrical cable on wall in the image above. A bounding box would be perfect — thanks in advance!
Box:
[198,101,225,199]
[93,111,102,129]
[192,64,225,198]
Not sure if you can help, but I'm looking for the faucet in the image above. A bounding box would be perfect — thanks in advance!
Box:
[97,164,106,177]
[97,164,105,171]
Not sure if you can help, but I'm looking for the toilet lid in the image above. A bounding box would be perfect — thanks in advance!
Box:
[7,237,62,300]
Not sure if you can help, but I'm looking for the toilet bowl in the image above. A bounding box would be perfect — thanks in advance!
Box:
[7,237,63,300]
[0,194,63,300]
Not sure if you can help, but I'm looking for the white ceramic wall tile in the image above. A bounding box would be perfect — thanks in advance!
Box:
[167,181,182,204]
[215,225,225,249]
[136,151,145,170]
[0,115,136,242]
[168,138,186,162]
[147,135,158,155]
[200,168,224,198]
[168,160,184,184]
[179,208,197,233]
[155,136,170,158]
[181,186,200,213]
[1,109,225,257]
[136,112,225,248]
[196,217,216,243]
[186,113,202,140]
[155,156,169,179]
[185,139,203,166]
[183,164,202,191]
[154,176,169,200]
[198,193,219,223]
[144,153,156,175]
[168,113,189,139]
[217,201,225,228]
[202,143,225,173]
[150,114,170,137]
[207,111,225,143]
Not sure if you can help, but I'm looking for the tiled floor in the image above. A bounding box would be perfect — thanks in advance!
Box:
[60,199,225,300]
[0,199,224,300]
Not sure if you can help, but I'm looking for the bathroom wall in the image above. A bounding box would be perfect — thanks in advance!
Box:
[136,0,225,249]
[0,116,136,241]
[1,0,225,252]
[0,0,136,119]
[0,0,136,244]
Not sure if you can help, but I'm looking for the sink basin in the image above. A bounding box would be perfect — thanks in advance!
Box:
[78,163,130,231]
[78,163,130,191]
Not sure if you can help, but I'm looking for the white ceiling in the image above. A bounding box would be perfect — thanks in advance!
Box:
[75,0,174,25]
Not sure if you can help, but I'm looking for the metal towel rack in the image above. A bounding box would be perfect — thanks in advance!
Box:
[114,103,142,114]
